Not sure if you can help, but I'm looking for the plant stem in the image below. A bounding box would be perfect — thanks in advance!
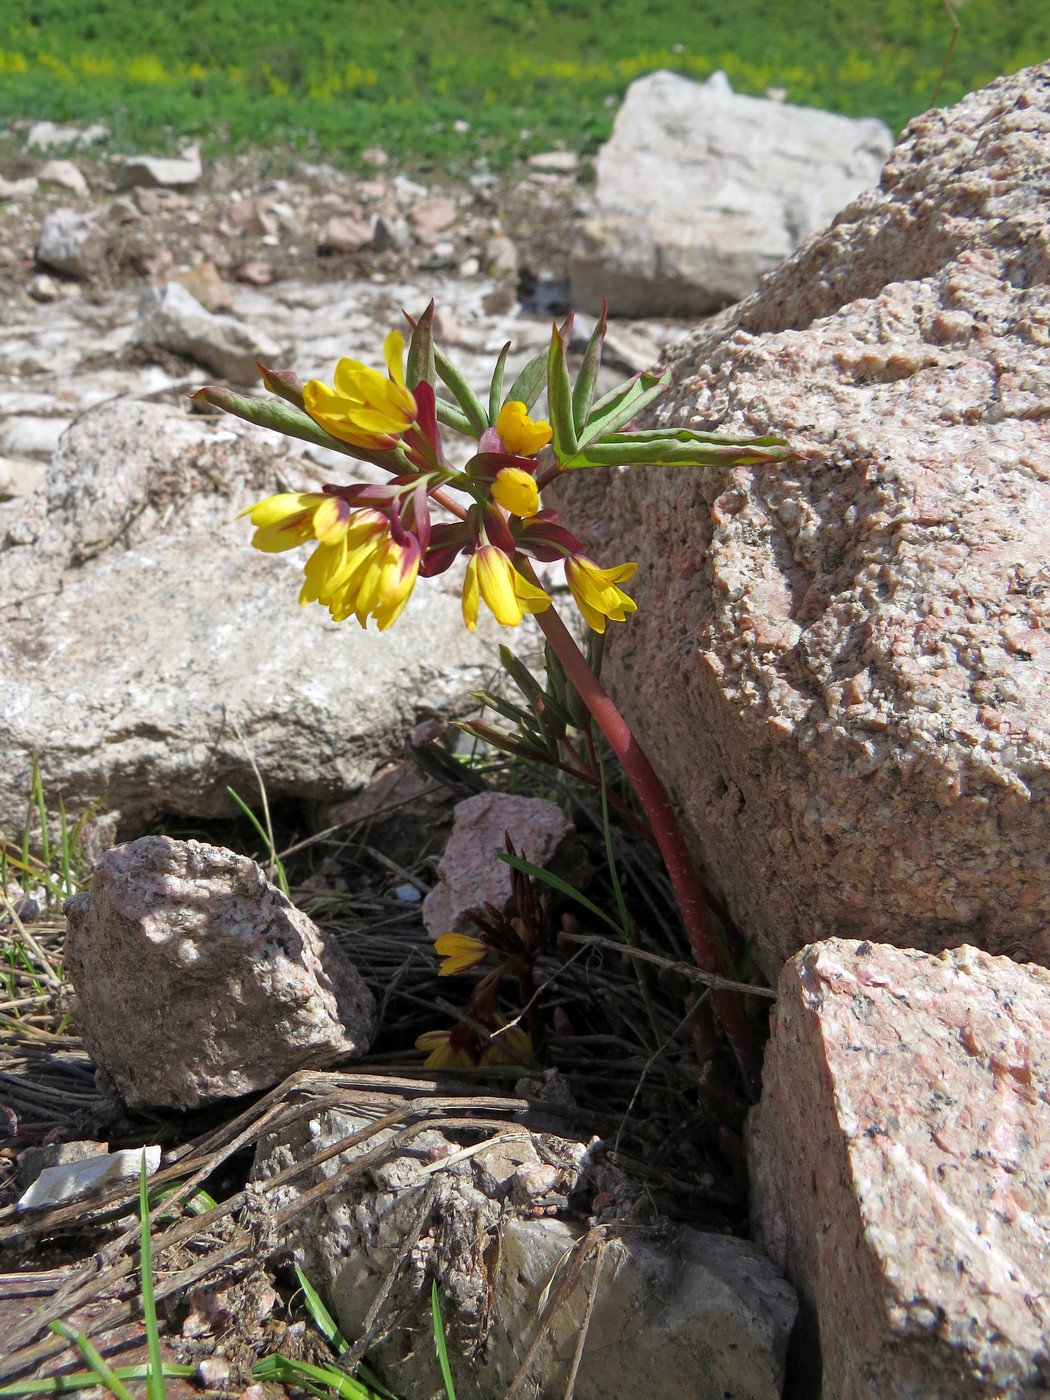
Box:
[533,599,760,1089]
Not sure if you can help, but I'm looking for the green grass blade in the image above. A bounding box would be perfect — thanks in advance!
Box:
[487,341,510,426]
[138,1154,166,1400]
[294,1265,350,1355]
[596,746,631,940]
[46,1325,138,1400]
[497,852,626,937]
[253,1354,384,1399]
[431,1282,457,1400]
[225,787,290,897]
[32,757,51,869]
[0,1363,195,1398]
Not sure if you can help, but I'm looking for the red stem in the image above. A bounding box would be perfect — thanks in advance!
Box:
[534,602,760,1090]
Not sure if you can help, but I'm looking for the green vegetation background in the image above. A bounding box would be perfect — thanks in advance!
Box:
[1,0,1046,170]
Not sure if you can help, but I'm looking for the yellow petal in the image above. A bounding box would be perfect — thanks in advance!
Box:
[497,401,553,456]
[461,553,481,631]
[383,330,407,388]
[491,467,540,519]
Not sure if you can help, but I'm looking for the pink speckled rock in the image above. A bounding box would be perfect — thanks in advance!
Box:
[422,792,584,938]
[560,63,1050,979]
[747,939,1050,1398]
[65,837,376,1108]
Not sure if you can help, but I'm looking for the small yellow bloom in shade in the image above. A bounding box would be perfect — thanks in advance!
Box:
[462,545,552,630]
[241,492,350,553]
[481,1025,534,1066]
[303,331,417,450]
[565,555,638,634]
[415,1029,476,1071]
[434,932,490,976]
[491,466,540,518]
[496,400,553,456]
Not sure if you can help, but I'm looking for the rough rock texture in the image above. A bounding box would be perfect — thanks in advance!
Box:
[421,792,584,938]
[569,69,891,316]
[135,280,282,383]
[116,149,202,190]
[748,939,1050,1398]
[0,399,501,835]
[35,207,106,278]
[65,837,375,1109]
[254,1104,797,1399]
[563,64,1050,978]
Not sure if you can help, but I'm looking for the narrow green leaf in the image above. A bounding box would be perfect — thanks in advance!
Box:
[253,1355,380,1400]
[504,347,547,413]
[487,342,511,427]
[473,689,538,729]
[47,1326,137,1400]
[431,1283,457,1400]
[497,853,627,937]
[546,324,578,460]
[258,365,306,410]
[32,757,50,869]
[406,300,436,391]
[454,721,553,765]
[226,787,289,897]
[576,369,671,447]
[571,306,607,435]
[435,397,476,436]
[434,347,487,437]
[295,1265,350,1355]
[138,1155,165,1400]
[191,387,402,470]
[563,430,791,469]
[0,1365,196,1398]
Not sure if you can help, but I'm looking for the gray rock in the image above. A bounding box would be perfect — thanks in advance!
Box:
[371,213,410,253]
[422,792,584,938]
[18,1146,161,1210]
[0,175,39,200]
[0,455,44,499]
[749,940,1050,1398]
[253,1104,797,1399]
[65,837,375,1109]
[37,159,89,196]
[24,120,109,152]
[0,399,502,835]
[116,147,202,190]
[35,207,106,278]
[559,62,1050,979]
[135,280,281,383]
[569,69,892,316]
[319,215,374,254]
[527,150,579,175]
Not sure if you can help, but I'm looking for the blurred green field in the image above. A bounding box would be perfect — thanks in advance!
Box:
[1,0,1046,172]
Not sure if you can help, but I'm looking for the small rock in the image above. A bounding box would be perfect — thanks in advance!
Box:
[17,1139,109,1187]
[116,146,202,190]
[527,150,579,175]
[319,215,374,254]
[393,173,428,206]
[17,1146,161,1211]
[135,280,281,384]
[457,256,480,278]
[25,120,108,152]
[0,175,38,200]
[482,234,519,280]
[25,273,60,303]
[235,259,275,286]
[409,196,457,236]
[421,239,457,269]
[132,185,189,216]
[173,261,234,314]
[361,146,389,167]
[0,455,45,498]
[37,159,88,196]
[34,207,105,278]
[371,213,410,253]
[64,837,377,1110]
[422,792,586,938]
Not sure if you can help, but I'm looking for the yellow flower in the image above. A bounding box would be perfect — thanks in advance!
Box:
[565,555,638,634]
[434,932,490,976]
[303,331,417,449]
[415,1028,477,1071]
[481,1025,534,1066]
[462,545,552,630]
[298,507,388,606]
[328,531,420,630]
[491,466,540,519]
[241,492,351,552]
[496,400,553,456]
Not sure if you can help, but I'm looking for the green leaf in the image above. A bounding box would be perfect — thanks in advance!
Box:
[191,386,402,470]
[473,688,538,730]
[546,323,578,460]
[253,1355,385,1400]
[576,369,671,447]
[435,397,476,436]
[562,429,791,469]
[434,347,488,437]
[497,852,628,937]
[454,721,553,765]
[487,342,511,427]
[258,364,306,410]
[432,1282,457,1400]
[295,1265,350,1355]
[571,305,607,435]
[503,347,547,413]
[0,1364,195,1397]
[406,300,437,391]
[138,1155,165,1400]
[46,1325,138,1400]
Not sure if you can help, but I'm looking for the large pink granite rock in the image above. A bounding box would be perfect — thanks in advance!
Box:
[562,64,1050,979]
[747,939,1050,1398]
[65,836,376,1108]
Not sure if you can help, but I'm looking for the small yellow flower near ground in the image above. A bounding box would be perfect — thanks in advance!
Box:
[415,1028,477,1071]
[240,492,351,551]
[462,545,552,630]
[496,400,553,456]
[481,1024,534,1066]
[303,331,417,449]
[491,466,541,519]
[434,932,490,976]
[565,555,638,634]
